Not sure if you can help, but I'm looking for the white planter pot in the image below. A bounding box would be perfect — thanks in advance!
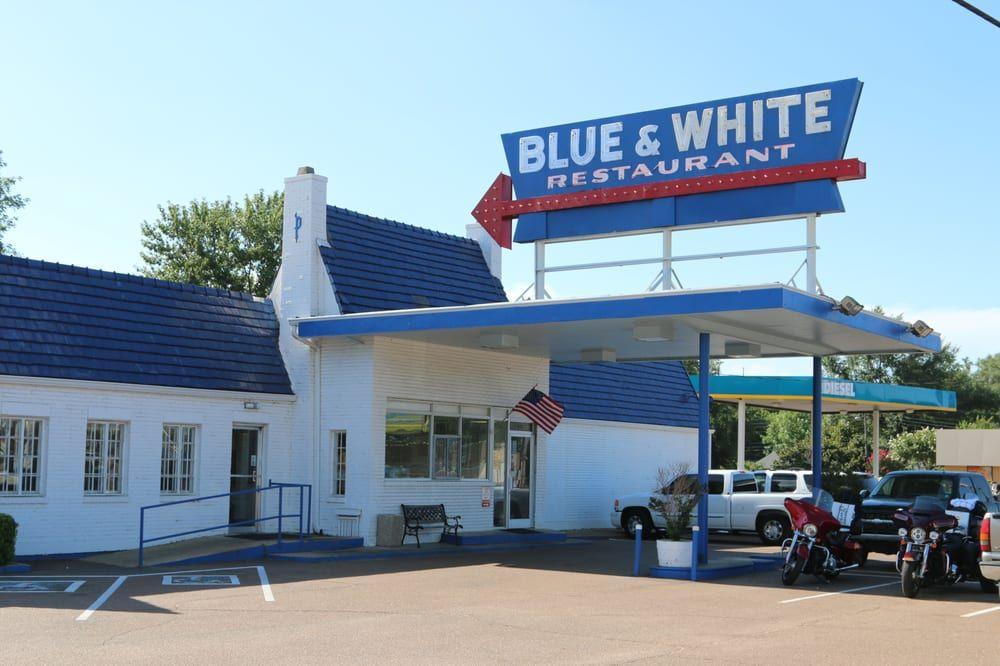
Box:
[656,539,693,568]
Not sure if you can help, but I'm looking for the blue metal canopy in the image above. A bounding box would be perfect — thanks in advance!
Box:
[294,284,941,361]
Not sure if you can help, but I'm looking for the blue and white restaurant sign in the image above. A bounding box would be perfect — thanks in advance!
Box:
[501,79,864,243]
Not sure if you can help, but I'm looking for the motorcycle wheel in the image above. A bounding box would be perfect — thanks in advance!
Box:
[901,560,922,599]
[781,552,805,586]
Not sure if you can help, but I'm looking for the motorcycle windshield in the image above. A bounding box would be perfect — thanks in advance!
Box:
[801,489,835,513]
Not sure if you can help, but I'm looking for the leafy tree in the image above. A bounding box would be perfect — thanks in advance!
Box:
[887,428,937,470]
[824,306,1000,427]
[681,358,722,376]
[761,411,811,468]
[139,191,283,297]
[976,354,1000,387]
[0,151,28,255]
[761,411,872,474]
[959,415,999,429]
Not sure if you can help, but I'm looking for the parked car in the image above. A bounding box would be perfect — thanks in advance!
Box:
[855,470,1000,555]
[979,512,1000,589]
[612,469,812,545]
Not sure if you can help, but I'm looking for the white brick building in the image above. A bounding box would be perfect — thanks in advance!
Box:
[0,166,699,556]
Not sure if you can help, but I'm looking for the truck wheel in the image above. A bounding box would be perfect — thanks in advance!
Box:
[901,560,921,599]
[757,513,790,546]
[622,509,653,540]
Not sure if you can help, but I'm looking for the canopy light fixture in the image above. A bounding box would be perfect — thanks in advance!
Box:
[834,295,864,316]
[909,320,933,338]
[633,321,674,342]
[724,341,762,358]
[581,348,617,362]
[479,332,519,349]
[243,401,260,410]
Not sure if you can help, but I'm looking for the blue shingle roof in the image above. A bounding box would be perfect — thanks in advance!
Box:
[0,255,292,394]
[320,206,694,429]
[322,206,507,314]
[550,361,698,429]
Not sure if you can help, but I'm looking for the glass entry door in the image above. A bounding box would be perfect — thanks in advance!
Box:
[507,432,534,528]
[492,418,534,529]
[230,428,261,530]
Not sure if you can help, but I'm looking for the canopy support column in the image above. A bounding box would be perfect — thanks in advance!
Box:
[737,399,747,470]
[812,357,823,497]
[697,332,710,563]
[872,407,881,477]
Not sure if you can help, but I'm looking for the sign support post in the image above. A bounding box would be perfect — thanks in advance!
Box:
[661,231,673,290]
[534,242,545,300]
[806,214,818,294]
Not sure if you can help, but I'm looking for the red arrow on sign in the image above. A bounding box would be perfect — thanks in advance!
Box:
[472,158,866,249]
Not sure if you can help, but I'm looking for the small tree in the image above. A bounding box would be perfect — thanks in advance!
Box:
[648,463,704,541]
[139,190,283,297]
[0,151,28,255]
[887,428,937,470]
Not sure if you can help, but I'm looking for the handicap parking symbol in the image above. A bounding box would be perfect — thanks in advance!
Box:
[0,580,85,593]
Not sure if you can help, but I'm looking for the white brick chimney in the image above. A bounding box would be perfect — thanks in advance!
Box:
[274,166,337,319]
[465,223,502,280]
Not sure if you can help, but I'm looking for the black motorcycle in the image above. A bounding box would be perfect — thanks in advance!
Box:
[893,495,997,598]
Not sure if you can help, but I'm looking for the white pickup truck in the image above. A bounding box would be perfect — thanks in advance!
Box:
[980,512,1000,588]
[612,469,812,545]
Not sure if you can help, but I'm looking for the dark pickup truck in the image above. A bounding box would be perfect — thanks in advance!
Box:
[854,470,1000,554]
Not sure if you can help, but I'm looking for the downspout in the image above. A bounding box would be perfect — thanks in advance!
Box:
[312,341,322,534]
[293,321,322,535]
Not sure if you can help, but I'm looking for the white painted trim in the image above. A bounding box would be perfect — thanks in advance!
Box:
[559,417,698,434]
[0,374,297,403]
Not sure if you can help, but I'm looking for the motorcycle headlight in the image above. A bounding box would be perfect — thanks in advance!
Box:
[910,527,926,543]
[929,530,940,541]
[898,528,908,538]
[803,523,818,538]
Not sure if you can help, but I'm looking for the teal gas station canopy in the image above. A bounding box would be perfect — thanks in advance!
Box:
[694,375,956,413]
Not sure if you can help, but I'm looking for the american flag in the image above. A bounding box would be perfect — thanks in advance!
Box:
[512,387,565,434]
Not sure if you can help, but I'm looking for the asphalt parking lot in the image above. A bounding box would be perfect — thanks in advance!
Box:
[2,536,998,664]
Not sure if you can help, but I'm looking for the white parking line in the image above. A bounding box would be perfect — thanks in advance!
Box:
[961,605,1000,618]
[780,581,897,604]
[257,566,274,602]
[6,565,274,621]
[76,575,127,622]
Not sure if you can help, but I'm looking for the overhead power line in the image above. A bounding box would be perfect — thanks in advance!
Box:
[952,0,1000,29]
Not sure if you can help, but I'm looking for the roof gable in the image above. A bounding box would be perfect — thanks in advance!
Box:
[322,206,507,314]
[0,255,292,394]
[550,361,698,429]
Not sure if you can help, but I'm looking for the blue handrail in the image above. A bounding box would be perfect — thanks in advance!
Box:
[138,480,312,567]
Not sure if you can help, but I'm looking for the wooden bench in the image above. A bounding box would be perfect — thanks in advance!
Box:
[400,504,462,547]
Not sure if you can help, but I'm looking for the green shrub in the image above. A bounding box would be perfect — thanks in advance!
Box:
[0,513,17,565]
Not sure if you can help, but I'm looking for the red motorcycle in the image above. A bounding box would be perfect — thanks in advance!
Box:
[781,496,867,585]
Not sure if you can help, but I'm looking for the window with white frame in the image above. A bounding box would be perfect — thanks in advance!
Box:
[84,421,125,495]
[333,430,347,496]
[383,401,492,480]
[0,417,43,495]
[160,424,197,494]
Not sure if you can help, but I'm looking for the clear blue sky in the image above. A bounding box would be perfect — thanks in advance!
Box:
[2,1,998,370]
